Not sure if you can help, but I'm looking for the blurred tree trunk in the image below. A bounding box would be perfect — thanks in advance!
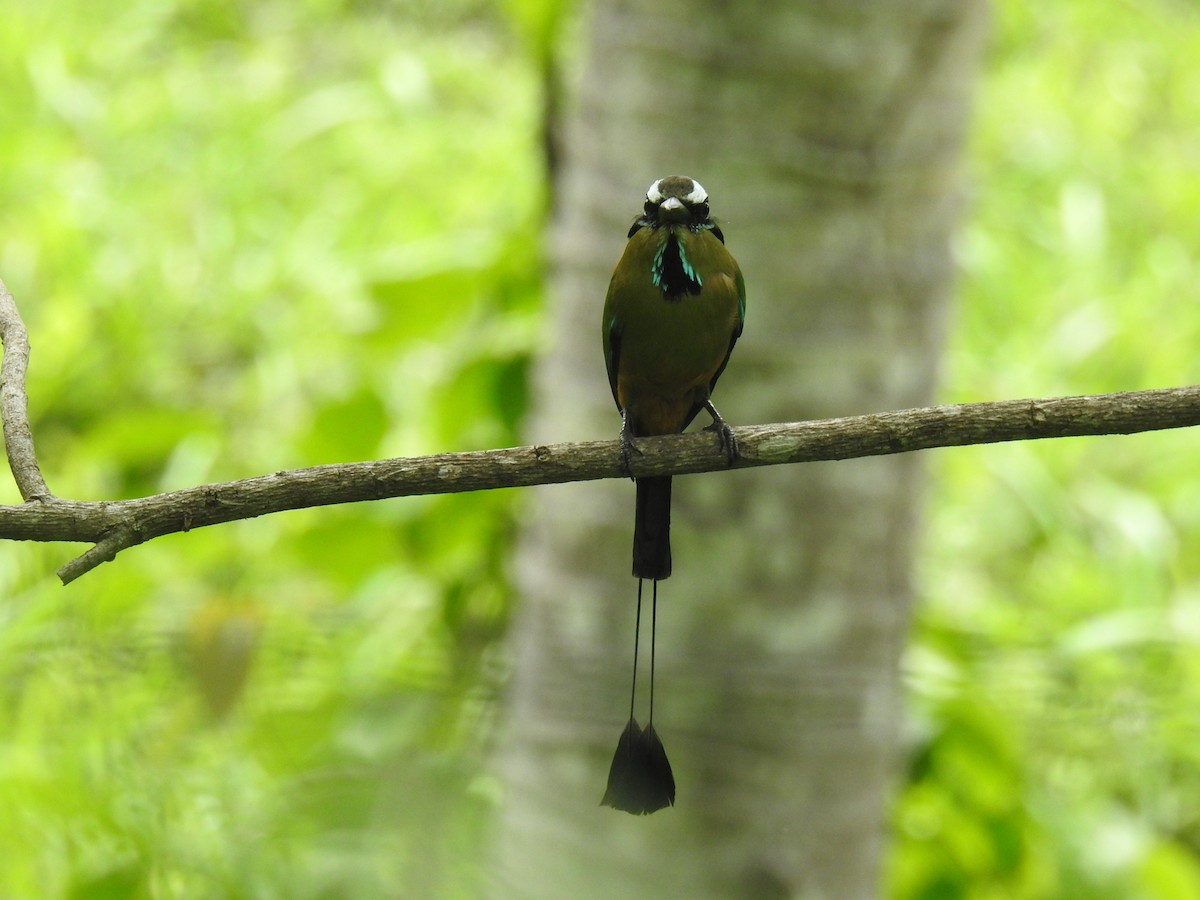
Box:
[491,1,988,896]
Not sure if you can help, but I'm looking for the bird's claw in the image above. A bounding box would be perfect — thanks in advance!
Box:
[620,434,642,479]
[703,401,739,466]
[619,409,642,480]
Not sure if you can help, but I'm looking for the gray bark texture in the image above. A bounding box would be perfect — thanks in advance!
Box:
[491,1,990,896]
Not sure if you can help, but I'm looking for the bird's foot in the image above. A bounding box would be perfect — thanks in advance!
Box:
[619,409,642,479]
[703,400,739,466]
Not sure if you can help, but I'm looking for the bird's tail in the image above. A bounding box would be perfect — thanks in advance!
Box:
[633,476,672,580]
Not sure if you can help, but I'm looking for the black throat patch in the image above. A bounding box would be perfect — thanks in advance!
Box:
[652,233,702,299]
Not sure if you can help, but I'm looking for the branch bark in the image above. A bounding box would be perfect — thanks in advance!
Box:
[4,280,1200,584]
[0,278,52,501]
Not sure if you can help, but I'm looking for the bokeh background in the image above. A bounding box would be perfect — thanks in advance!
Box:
[0,1,1198,896]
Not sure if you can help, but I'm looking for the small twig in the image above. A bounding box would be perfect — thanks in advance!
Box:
[4,280,1200,585]
[0,278,52,501]
[55,525,139,585]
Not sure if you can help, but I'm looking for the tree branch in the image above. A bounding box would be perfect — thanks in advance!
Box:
[0,278,52,501]
[4,281,1200,585]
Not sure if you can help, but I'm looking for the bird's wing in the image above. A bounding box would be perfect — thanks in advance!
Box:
[603,283,623,410]
[706,266,745,395]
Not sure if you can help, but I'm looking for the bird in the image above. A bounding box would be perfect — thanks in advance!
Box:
[599,175,745,814]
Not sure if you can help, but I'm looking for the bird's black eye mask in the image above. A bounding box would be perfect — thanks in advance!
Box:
[630,200,719,239]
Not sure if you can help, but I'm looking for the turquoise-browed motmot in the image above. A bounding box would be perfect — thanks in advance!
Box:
[600,175,745,814]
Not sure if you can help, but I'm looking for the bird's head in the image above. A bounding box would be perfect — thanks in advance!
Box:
[628,175,723,241]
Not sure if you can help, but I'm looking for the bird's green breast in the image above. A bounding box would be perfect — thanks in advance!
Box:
[603,225,744,434]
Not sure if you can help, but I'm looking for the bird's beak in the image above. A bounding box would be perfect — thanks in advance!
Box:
[657,196,688,224]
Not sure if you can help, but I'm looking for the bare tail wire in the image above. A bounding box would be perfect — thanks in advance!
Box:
[629,577,643,722]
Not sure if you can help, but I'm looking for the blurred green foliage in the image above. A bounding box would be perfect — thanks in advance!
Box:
[890,2,1200,898]
[2,0,1200,897]
[0,0,557,895]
